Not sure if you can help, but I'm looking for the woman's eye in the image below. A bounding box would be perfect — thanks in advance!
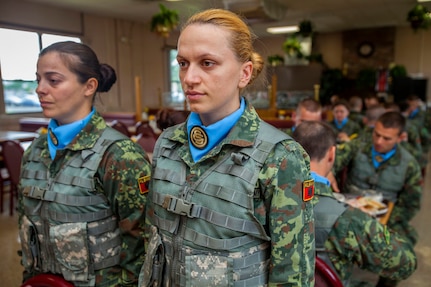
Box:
[177,60,188,68]
[202,60,214,67]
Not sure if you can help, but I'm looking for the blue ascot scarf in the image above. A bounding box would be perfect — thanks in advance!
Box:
[408,108,419,119]
[334,117,348,130]
[47,108,95,160]
[311,171,330,186]
[187,97,245,162]
[371,145,397,168]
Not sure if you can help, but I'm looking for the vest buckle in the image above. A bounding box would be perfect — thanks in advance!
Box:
[162,196,195,218]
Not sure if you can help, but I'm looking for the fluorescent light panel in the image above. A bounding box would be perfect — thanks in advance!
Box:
[266,26,299,34]
[417,0,431,2]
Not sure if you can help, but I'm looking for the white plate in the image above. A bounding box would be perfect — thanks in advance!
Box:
[333,193,346,202]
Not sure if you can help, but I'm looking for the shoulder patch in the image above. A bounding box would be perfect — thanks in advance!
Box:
[138,175,150,195]
[303,179,314,202]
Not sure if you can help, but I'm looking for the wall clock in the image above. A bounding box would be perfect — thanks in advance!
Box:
[357,42,374,58]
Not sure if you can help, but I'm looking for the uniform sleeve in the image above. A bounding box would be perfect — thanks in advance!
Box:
[325,207,417,281]
[99,139,151,286]
[333,141,356,174]
[388,156,422,243]
[260,140,315,286]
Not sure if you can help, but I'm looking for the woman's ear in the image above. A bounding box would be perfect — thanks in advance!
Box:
[84,78,98,97]
[238,61,253,89]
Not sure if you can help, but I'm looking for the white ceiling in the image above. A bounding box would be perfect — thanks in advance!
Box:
[25,0,429,36]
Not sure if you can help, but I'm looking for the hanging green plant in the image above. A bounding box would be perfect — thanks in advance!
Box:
[407,4,431,31]
[151,4,179,38]
[297,20,314,37]
[282,36,303,58]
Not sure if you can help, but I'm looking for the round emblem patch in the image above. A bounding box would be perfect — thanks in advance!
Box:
[190,126,208,149]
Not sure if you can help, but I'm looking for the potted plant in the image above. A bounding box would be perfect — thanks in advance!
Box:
[151,4,179,38]
[267,54,284,66]
[282,36,303,59]
[407,4,431,31]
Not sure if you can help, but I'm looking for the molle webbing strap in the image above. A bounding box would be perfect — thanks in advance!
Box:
[233,274,268,287]
[194,182,251,209]
[21,169,47,180]
[182,226,258,250]
[52,173,95,189]
[93,255,120,271]
[91,236,121,253]
[22,186,107,206]
[87,218,117,236]
[152,167,183,185]
[44,208,112,223]
[213,163,257,184]
[153,193,263,235]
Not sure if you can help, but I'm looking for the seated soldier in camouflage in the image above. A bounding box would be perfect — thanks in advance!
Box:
[293,121,417,287]
[283,97,322,135]
[329,99,361,143]
[332,111,423,287]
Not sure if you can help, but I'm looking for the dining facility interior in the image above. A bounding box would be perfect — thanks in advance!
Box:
[1,0,431,286]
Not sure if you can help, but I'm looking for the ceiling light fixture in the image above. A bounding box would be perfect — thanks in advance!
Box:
[266,26,299,34]
[417,0,431,2]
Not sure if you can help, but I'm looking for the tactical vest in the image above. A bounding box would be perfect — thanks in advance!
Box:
[314,196,349,286]
[145,121,289,287]
[19,128,127,287]
[344,146,411,202]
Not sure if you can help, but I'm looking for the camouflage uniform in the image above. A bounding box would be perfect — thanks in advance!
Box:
[333,140,422,246]
[408,109,431,154]
[143,101,315,286]
[312,181,417,287]
[18,112,151,287]
[328,119,361,139]
[348,111,365,128]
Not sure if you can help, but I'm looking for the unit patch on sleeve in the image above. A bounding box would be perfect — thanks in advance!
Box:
[302,179,315,202]
[138,175,150,195]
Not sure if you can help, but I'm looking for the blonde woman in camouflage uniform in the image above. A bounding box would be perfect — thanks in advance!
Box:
[141,9,315,287]
[19,41,151,286]
[293,121,417,287]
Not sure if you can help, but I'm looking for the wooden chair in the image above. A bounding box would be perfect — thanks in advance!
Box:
[21,274,74,287]
[135,121,157,140]
[110,120,131,137]
[1,140,24,216]
[136,132,157,154]
[315,256,343,287]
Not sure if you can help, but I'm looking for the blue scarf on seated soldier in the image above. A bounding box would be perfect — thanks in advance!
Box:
[47,108,95,160]
[187,97,245,162]
[334,117,348,130]
[371,145,397,168]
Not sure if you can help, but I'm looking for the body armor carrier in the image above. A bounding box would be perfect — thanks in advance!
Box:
[143,122,289,287]
[19,128,126,287]
[314,196,349,286]
[345,146,412,202]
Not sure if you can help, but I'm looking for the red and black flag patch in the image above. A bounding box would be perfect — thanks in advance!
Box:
[138,175,150,195]
[302,179,315,202]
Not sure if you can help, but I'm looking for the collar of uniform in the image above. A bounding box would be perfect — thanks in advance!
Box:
[367,143,401,166]
[170,97,258,149]
[66,111,108,151]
